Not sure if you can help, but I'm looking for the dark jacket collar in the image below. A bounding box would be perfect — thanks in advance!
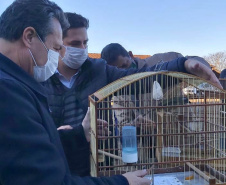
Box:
[0,53,47,97]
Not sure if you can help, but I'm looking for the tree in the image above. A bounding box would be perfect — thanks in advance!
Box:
[204,51,226,71]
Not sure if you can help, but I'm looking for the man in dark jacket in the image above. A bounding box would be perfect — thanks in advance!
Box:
[100,43,211,71]
[42,12,222,178]
[220,69,226,89]
[101,43,184,69]
[0,1,151,185]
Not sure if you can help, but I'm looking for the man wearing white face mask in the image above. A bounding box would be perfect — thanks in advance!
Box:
[0,1,154,185]
[61,45,88,69]
[29,33,59,82]
[42,12,222,179]
[42,13,92,177]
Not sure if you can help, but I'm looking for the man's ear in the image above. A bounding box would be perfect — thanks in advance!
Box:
[22,27,36,48]
[128,51,135,59]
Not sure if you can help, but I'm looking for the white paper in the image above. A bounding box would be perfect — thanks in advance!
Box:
[152,81,163,100]
[147,176,183,185]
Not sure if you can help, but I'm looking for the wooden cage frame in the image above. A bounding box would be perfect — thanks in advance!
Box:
[89,72,226,185]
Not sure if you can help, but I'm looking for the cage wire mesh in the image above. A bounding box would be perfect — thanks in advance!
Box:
[89,71,226,185]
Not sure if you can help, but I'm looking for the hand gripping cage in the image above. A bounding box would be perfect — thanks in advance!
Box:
[89,71,226,185]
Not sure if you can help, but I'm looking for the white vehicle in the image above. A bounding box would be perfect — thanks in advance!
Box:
[197,82,216,91]
[183,86,197,95]
[196,82,220,95]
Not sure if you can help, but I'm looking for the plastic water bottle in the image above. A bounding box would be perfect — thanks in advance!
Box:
[122,126,138,163]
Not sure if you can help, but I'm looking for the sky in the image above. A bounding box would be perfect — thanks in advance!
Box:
[0,0,226,57]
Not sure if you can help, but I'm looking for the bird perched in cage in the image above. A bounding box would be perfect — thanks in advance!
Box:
[112,95,156,132]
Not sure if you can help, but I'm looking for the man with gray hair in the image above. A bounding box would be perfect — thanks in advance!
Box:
[0,1,151,185]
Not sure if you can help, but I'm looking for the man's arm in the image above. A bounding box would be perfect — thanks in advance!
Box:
[0,80,67,184]
[184,58,222,89]
[106,57,222,89]
[105,57,187,83]
[57,108,109,143]
[58,124,89,149]
[0,80,130,185]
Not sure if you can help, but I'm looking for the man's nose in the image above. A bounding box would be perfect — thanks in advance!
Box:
[80,43,86,49]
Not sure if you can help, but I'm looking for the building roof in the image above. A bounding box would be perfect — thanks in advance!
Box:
[88,53,151,59]
[133,54,151,59]
[88,53,101,58]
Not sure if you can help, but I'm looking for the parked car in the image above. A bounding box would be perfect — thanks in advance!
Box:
[197,82,216,91]
[183,86,197,95]
[197,82,219,95]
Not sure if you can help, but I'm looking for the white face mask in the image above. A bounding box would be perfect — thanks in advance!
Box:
[62,46,88,69]
[29,34,59,82]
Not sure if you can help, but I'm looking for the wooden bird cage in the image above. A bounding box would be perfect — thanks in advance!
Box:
[89,71,226,185]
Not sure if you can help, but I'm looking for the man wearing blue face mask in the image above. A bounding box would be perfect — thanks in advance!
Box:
[42,12,223,179]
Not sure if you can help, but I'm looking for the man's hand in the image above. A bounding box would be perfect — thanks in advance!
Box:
[122,170,151,185]
[57,125,73,130]
[96,119,110,137]
[82,108,109,142]
[82,108,91,142]
[184,58,222,89]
